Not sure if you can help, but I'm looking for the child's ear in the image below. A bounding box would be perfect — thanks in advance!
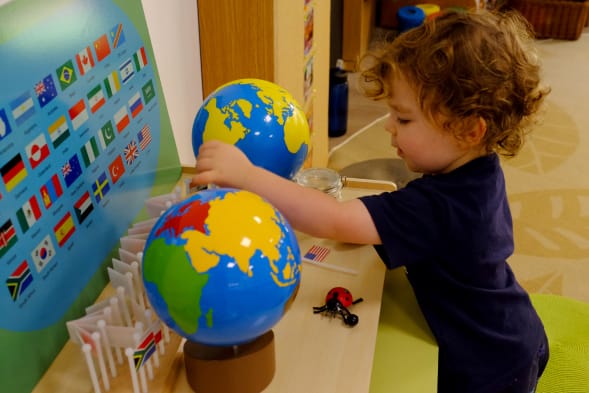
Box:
[461,117,487,147]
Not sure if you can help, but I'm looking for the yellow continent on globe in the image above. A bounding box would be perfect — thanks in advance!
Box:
[180,192,298,286]
[202,97,251,145]
[201,79,309,154]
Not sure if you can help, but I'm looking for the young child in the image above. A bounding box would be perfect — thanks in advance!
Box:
[191,10,551,393]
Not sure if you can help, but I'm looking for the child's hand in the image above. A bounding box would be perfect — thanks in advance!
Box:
[191,140,254,189]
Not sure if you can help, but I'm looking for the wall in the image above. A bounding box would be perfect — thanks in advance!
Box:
[141,0,202,167]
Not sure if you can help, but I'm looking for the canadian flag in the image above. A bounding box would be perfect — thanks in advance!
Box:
[76,47,95,76]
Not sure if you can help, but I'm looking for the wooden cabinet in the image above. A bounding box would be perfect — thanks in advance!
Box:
[197,0,274,97]
[197,0,330,166]
[341,0,376,69]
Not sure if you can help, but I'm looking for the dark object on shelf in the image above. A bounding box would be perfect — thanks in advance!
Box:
[509,0,589,40]
[397,5,426,32]
[378,0,478,29]
[328,67,349,137]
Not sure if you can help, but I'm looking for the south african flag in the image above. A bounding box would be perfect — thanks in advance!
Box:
[133,331,156,370]
[6,260,33,301]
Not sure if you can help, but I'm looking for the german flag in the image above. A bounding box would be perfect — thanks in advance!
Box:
[1,153,27,191]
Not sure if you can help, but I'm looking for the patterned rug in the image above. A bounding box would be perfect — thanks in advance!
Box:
[328,34,589,304]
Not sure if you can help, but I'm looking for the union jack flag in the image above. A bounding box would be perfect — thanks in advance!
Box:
[124,140,139,165]
[61,162,72,177]
[34,81,46,96]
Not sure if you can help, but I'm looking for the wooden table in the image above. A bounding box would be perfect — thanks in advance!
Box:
[34,186,438,393]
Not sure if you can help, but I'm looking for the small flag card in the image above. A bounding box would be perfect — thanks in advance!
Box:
[303,244,331,263]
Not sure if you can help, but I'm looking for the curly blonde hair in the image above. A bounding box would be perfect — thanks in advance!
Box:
[359,10,550,157]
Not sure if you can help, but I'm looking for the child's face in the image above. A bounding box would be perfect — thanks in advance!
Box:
[384,74,472,174]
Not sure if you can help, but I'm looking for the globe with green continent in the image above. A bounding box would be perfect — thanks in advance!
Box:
[192,78,310,179]
[142,188,301,346]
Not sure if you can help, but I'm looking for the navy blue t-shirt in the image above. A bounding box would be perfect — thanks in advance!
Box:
[360,154,546,393]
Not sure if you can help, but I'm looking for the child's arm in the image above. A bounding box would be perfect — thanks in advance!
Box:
[191,140,381,245]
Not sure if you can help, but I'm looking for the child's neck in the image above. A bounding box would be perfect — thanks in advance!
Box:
[439,146,488,174]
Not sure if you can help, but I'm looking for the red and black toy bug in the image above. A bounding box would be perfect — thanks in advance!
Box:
[313,287,363,327]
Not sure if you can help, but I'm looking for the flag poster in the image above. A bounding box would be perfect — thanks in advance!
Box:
[0,1,180,392]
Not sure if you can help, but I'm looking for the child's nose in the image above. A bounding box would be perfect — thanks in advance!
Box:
[385,124,397,139]
[384,116,395,134]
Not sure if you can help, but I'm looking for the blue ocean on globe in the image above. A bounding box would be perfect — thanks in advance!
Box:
[142,188,302,346]
[192,79,310,179]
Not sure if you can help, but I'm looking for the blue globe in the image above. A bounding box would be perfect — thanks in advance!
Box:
[192,79,310,179]
[142,188,301,346]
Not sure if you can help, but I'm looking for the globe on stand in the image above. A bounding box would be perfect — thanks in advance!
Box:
[142,188,301,393]
[192,78,310,180]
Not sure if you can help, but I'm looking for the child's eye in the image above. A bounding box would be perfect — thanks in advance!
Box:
[397,118,410,125]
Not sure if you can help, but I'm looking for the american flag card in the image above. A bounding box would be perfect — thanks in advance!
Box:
[137,124,152,150]
[303,244,331,262]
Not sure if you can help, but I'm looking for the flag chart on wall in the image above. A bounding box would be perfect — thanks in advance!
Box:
[0,0,162,331]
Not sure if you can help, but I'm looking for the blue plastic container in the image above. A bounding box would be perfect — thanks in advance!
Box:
[397,5,426,32]
[328,68,348,137]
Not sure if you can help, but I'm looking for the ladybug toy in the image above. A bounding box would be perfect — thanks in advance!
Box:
[312,287,363,327]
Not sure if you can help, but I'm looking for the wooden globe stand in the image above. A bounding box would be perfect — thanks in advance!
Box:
[183,330,276,393]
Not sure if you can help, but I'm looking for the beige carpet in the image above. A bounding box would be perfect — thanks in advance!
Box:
[328,31,589,304]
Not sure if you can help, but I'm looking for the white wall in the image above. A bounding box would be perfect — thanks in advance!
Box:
[141,0,202,167]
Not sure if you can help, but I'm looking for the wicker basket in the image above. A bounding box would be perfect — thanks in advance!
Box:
[509,0,589,40]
